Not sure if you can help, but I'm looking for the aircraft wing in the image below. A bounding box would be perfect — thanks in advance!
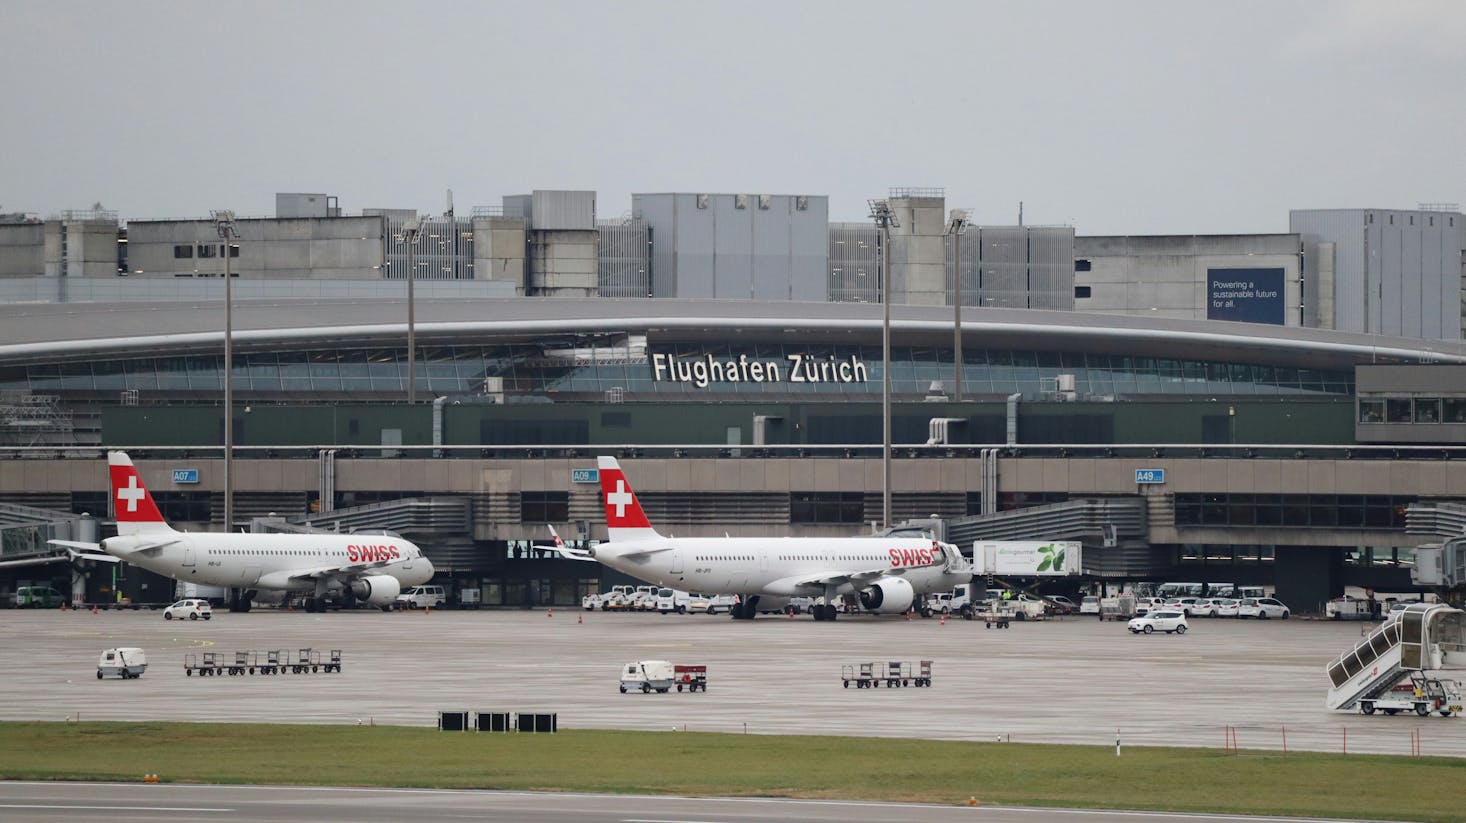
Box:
[769,564,928,595]
[284,561,397,582]
[543,543,596,561]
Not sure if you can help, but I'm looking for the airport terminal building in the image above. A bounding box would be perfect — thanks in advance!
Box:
[4,295,1466,613]
[3,189,1465,612]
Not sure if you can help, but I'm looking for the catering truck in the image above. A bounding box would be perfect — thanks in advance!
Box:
[974,541,1082,576]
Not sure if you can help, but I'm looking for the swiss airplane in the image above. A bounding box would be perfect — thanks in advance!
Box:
[553,456,972,620]
[49,451,434,612]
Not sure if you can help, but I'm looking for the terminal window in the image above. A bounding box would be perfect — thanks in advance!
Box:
[520,491,569,523]
[172,244,193,259]
[790,492,864,524]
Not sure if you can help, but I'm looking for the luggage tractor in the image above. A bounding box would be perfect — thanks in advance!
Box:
[1325,603,1466,717]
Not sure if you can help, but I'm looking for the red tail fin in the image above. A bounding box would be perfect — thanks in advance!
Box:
[597,456,660,540]
[108,451,170,534]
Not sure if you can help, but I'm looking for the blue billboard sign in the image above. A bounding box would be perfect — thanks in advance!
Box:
[1207,268,1284,325]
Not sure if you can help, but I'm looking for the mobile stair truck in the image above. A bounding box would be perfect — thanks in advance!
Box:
[1324,602,1466,717]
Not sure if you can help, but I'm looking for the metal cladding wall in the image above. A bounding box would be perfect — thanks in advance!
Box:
[596,219,651,298]
[632,193,827,300]
[528,191,597,231]
[828,222,881,303]
[1291,209,1463,340]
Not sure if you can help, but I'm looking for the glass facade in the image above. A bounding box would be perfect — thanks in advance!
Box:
[0,338,1355,401]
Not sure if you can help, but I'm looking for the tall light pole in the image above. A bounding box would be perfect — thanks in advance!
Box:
[211,210,238,532]
[869,199,899,529]
[401,216,424,405]
[947,209,970,402]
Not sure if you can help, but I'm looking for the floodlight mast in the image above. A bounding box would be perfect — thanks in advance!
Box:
[948,209,971,402]
[868,199,899,531]
[401,216,424,405]
[211,210,238,532]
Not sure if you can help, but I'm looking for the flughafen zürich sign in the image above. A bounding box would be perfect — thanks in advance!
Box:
[650,352,870,388]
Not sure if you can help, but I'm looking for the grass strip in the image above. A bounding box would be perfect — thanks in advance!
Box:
[2,722,1464,822]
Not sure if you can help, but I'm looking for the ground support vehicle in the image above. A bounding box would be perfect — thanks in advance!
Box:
[620,659,675,693]
[1100,595,1137,621]
[674,664,707,692]
[226,651,257,676]
[97,647,147,679]
[842,660,933,688]
[15,586,65,608]
[292,648,322,673]
[1360,675,1462,717]
[258,649,288,675]
[184,648,341,676]
[184,652,221,676]
[1326,595,1378,621]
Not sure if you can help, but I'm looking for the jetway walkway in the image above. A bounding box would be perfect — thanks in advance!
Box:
[1325,603,1466,711]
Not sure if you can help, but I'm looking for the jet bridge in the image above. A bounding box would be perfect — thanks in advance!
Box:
[1324,603,1466,711]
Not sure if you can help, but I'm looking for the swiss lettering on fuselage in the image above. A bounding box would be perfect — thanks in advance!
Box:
[888,547,935,568]
[347,544,401,563]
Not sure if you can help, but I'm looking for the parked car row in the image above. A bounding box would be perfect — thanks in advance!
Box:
[1134,595,1290,619]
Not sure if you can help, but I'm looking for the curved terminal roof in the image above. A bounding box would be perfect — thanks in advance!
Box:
[2,297,1464,370]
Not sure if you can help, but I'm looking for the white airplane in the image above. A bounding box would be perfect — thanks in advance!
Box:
[550,456,972,620]
[49,451,434,612]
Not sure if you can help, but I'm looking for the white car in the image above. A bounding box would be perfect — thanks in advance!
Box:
[1164,597,1201,616]
[686,593,735,615]
[1191,598,1226,617]
[1237,597,1290,619]
[162,598,212,621]
[1079,595,1100,615]
[1214,598,1241,618]
[1134,597,1167,616]
[1128,610,1189,634]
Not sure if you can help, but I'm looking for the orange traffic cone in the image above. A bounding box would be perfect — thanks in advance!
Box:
[92,605,99,615]
[547,608,553,618]
[940,614,946,626]
[577,612,583,624]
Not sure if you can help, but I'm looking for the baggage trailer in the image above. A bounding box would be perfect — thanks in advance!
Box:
[184,652,221,677]
[673,664,707,692]
[842,660,933,688]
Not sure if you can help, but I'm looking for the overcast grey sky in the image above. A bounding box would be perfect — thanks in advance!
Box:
[3,0,1463,235]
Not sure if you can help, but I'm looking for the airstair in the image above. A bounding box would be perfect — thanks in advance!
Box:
[1325,603,1466,711]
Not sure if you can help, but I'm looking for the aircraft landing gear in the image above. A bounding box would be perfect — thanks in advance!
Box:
[811,604,838,621]
[228,589,254,613]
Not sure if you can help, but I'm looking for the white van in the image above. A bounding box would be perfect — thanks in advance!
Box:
[655,588,690,614]
[394,584,446,610]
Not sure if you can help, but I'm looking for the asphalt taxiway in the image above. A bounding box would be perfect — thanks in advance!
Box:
[0,608,1457,757]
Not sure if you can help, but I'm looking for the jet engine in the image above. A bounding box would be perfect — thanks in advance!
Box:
[350,575,402,607]
[858,576,915,614]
